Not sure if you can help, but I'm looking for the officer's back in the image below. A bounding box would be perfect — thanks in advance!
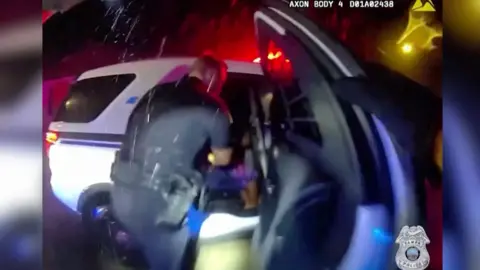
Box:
[110,55,232,270]
[114,75,228,186]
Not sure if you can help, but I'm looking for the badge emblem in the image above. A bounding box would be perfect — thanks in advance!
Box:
[395,226,430,270]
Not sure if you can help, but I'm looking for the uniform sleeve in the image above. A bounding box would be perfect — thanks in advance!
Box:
[209,112,231,148]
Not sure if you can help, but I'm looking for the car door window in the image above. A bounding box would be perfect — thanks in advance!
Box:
[254,5,365,266]
[280,80,322,146]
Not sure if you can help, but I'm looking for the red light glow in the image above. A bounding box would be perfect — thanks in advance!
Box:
[253,51,293,83]
[43,11,54,23]
[252,51,290,63]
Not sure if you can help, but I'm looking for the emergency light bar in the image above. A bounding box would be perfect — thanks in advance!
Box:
[252,51,290,63]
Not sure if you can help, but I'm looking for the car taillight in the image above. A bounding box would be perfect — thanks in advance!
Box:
[45,131,58,154]
[46,131,58,144]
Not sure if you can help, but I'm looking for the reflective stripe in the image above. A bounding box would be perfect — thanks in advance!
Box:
[58,139,121,149]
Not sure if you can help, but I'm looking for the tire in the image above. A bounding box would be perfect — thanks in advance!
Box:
[81,192,149,269]
[80,192,115,266]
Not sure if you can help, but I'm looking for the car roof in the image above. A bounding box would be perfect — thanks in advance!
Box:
[78,57,263,80]
[50,58,264,134]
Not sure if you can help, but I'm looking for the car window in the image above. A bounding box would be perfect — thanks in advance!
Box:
[221,73,265,135]
[54,74,136,123]
[268,77,322,147]
[279,80,322,146]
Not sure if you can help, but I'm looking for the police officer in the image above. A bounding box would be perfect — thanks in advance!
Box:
[110,55,233,270]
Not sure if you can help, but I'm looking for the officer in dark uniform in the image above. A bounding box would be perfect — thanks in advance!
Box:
[110,55,232,270]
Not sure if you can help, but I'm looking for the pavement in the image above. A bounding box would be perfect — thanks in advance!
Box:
[42,163,252,270]
[42,159,441,270]
[43,157,133,270]
[43,170,102,270]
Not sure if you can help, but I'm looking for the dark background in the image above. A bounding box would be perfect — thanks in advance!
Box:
[43,0,442,84]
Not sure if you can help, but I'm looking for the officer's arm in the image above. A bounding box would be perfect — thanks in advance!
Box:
[209,113,232,166]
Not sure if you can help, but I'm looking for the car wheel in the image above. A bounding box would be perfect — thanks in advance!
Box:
[81,192,149,268]
[80,192,111,236]
[80,192,115,264]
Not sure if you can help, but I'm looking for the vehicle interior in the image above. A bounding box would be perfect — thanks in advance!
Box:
[198,72,266,215]
[248,5,423,267]
[96,44,423,270]
[97,63,419,270]
[109,73,271,268]
[194,73,272,270]
[95,53,422,269]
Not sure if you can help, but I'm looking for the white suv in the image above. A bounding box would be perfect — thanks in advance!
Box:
[47,58,263,224]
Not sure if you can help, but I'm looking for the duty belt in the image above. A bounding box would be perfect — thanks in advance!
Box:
[111,151,202,228]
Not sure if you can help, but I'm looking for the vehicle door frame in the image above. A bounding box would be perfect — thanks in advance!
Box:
[252,1,418,269]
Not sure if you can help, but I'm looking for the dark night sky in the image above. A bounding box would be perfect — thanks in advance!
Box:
[43,0,443,80]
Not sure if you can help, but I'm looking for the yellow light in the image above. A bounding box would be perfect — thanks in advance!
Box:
[397,9,442,51]
[45,131,58,144]
[401,43,413,53]
[208,153,215,163]
[444,0,480,46]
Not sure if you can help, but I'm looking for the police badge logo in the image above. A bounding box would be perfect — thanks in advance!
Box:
[395,226,430,270]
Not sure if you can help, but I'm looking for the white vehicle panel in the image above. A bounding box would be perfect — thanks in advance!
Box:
[49,140,121,212]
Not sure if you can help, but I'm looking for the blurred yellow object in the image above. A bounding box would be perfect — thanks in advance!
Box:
[401,43,413,54]
[397,8,442,51]
[411,0,436,12]
[208,153,215,163]
[444,0,480,47]
[195,239,254,270]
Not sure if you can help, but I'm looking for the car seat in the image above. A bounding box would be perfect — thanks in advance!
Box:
[200,187,245,214]
[248,86,353,268]
[251,138,340,270]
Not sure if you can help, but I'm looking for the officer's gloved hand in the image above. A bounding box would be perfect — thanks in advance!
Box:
[331,76,442,183]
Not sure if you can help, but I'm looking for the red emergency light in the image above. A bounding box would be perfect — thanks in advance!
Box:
[253,51,292,82]
[252,51,290,63]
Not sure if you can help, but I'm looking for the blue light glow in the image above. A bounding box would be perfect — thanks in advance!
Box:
[372,228,393,244]
[93,207,102,218]
[126,96,138,104]
[186,206,208,236]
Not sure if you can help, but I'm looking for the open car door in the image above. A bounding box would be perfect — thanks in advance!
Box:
[251,1,421,269]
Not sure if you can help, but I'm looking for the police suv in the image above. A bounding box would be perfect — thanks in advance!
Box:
[47,0,425,268]
[46,58,263,238]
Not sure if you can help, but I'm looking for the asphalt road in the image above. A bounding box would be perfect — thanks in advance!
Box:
[42,161,440,270]
[43,168,103,270]
[42,165,252,270]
